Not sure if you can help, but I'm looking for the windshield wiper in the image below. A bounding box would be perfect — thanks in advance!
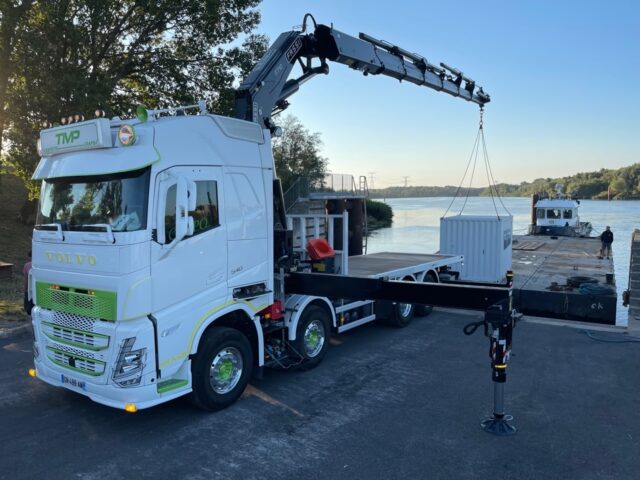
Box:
[34,223,65,241]
[79,224,116,244]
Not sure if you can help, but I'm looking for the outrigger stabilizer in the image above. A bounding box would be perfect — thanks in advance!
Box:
[464,298,518,436]
[286,272,518,435]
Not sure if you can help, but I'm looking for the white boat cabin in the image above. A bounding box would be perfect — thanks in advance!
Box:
[535,198,580,227]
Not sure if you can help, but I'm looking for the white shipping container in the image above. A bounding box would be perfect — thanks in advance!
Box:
[439,215,513,283]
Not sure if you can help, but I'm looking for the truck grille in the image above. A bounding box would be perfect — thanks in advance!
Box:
[36,308,113,380]
[46,346,106,376]
[41,321,109,351]
[35,282,117,321]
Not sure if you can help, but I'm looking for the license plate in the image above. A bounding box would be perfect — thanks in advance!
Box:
[61,374,86,391]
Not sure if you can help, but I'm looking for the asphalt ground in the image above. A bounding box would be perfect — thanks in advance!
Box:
[1,310,639,480]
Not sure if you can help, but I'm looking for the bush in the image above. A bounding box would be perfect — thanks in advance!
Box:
[366,199,393,230]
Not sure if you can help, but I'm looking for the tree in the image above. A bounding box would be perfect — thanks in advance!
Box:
[272,115,328,192]
[0,0,267,195]
[0,0,35,161]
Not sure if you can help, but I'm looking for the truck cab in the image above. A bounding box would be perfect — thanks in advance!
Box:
[31,112,276,409]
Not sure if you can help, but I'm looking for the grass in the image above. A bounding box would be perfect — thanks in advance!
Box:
[0,173,33,322]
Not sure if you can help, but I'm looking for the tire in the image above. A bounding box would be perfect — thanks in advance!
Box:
[293,305,331,370]
[190,327,253,411]
[386,299,415,328]
[416,272,437,317]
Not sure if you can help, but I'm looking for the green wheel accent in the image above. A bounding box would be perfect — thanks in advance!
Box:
[303,319,326,358]
[209,346,243,395]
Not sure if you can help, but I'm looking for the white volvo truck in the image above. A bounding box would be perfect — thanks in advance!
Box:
[28,15,504,412]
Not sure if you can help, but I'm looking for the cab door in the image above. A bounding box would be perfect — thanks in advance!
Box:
[150,166,227,312]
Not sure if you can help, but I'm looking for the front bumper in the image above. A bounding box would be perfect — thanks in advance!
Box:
[31,307,191,411]
[32,358,188,410]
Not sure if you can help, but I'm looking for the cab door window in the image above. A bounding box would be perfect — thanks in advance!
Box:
[191,181,219,235]
[164,184,177,243]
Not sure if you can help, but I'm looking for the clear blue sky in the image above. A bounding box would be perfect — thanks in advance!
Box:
[255,0,639,188]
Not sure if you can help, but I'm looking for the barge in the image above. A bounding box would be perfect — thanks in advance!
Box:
[510,234,617,325]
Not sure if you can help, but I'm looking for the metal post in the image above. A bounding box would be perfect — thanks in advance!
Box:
[342,211,349,275]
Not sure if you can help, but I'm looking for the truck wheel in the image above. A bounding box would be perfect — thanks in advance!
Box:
[293,305,331,370]
[190,327,253,411]
[386,300,415,328]
[382,276,416,328]
[416,272,437,317]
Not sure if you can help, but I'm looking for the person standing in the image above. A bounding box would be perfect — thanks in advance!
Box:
[600,226,614,259]
[23,251,33,315]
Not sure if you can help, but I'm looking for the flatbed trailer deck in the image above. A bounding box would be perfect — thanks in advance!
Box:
[348,252,462,279]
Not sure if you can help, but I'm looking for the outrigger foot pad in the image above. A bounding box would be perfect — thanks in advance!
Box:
[481,415,517,436]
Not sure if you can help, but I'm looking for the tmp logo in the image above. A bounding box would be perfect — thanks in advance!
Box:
[56,130,80,145]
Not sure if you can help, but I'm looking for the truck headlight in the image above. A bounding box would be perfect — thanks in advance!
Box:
[113,337,147,387]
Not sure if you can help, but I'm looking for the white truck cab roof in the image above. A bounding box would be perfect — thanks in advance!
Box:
[33,114,267,180]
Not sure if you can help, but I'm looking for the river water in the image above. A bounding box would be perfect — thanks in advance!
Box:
[367,197,639,324]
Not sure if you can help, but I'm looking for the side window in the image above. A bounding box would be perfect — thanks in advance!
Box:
[536,208,545,219]
[190,180,219,236]
[547,209,561,219]
[563,209,573,219]
[164,184,177,243]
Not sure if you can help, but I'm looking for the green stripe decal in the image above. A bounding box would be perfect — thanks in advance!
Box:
[36,282,117,321]
[157,379,189,394]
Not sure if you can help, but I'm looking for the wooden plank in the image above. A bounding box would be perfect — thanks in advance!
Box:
[0,262,14,280]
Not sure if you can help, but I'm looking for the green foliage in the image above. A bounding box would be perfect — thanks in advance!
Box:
[369,163,640,200]
[478,163,640,199]
[366,199,393,230]
[272,115,328,192]
[0,0,266,196]
[370,185,483,199]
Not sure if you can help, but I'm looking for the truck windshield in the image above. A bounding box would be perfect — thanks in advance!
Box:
[36,167,150,232]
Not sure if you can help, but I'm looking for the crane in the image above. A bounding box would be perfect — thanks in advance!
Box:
[234,14,489,133]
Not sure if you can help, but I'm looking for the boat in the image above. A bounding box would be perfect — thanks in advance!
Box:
[529,184,593,237]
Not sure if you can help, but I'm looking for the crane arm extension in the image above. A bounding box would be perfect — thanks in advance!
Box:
[234,19,490,131]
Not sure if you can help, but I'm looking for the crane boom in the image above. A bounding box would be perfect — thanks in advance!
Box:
[234,17,490,132]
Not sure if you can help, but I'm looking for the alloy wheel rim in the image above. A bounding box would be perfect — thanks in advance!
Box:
[303,319,325,357]
[209,347,243,394]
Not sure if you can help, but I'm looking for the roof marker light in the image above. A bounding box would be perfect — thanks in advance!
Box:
[136,104,149,123]
[124,403,137,413]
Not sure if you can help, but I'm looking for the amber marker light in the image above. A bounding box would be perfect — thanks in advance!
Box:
[28,368,36,378]
[124,403,137,413]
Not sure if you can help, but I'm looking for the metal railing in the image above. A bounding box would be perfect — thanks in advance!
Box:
[287,211,350,275]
